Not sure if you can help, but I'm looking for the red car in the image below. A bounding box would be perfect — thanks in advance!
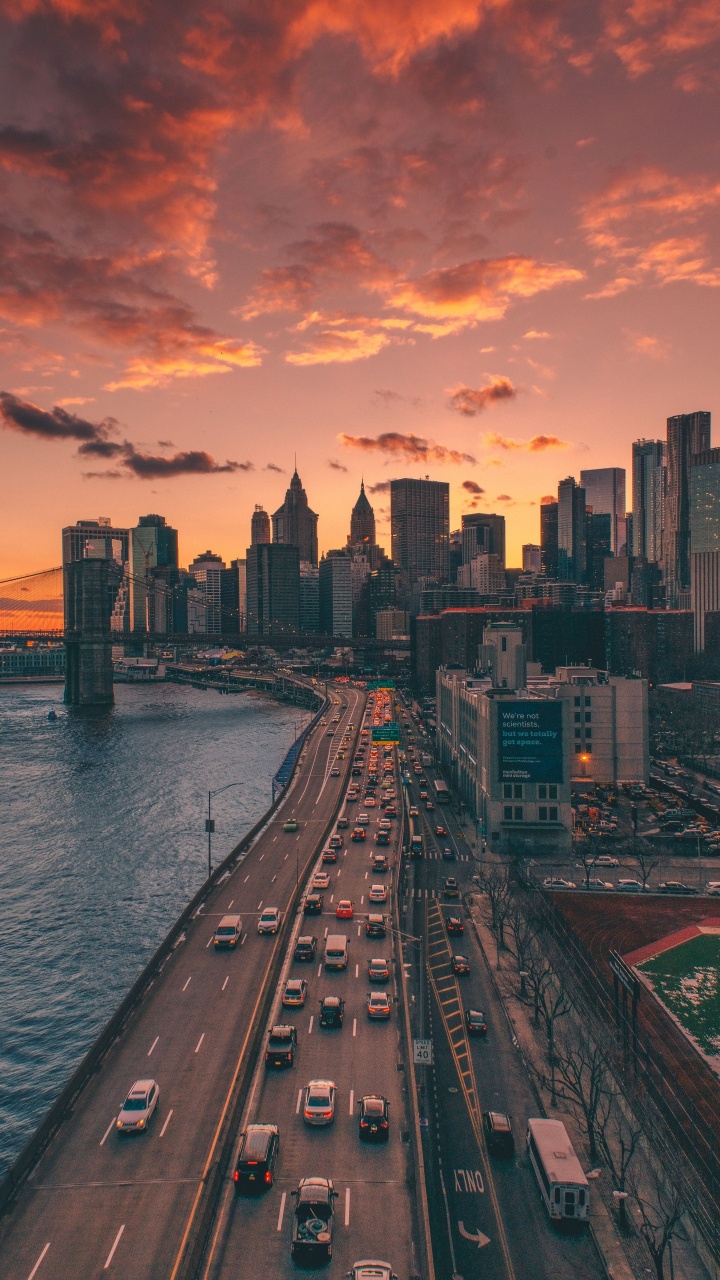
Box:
[351,828,366,842]
[435,825,447,837]
[336,900,354,919]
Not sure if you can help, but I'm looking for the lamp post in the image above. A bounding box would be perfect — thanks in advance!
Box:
[206,781,243,880]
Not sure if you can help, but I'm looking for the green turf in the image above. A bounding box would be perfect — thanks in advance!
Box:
[639,934,720,1058]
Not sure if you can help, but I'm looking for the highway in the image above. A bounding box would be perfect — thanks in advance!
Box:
[203,688,415,1280]
[0,683,365,1280]
[397,704,606,1280]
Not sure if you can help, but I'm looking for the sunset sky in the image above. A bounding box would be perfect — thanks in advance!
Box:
[1,0,719,577]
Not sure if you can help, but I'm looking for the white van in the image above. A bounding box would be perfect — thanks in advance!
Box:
[324,934,349,971]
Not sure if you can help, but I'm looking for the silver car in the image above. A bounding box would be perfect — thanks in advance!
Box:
[349,1264,398,1280]
[258,908,280,934]
[116,1079,159,1133]
[303,1079,336,1126]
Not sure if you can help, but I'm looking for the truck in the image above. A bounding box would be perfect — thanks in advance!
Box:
[291,1178,337,1262]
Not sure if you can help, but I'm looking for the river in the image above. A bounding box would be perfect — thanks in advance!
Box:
[0,681,303,1176]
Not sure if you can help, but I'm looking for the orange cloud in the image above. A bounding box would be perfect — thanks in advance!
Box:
[386,255,583,328]
[483,431,569,452]
[448,375,517,415]
[601,0,720,79]
[339,430,476,464]
[286,326,392,366]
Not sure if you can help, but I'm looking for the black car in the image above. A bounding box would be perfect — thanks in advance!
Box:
[291,1177,337,1263]
[365,913,387,939]
[233,1124,280,1192]
[465,1009,487,1036]
[442,846,456,861]
[658,881,697,895]
[452,954,471,974]
[446,916,464,935]
[319,996,345,1028]
[294,935,317,962]
[265,1025,297,1068]
[483,1110,514,1156]
[358,1094,390,1142]
[336,816,350,829]
[304,893,324,915]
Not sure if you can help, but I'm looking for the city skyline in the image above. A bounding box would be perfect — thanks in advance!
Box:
[1,3,719,575]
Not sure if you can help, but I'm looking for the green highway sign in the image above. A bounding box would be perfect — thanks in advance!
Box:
[368,679,395,690]
[372,723,400,742]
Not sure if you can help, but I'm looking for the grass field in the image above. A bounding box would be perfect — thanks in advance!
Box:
[639,933,720,1058]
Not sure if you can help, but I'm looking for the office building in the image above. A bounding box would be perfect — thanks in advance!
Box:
[580,468,626,554]
[189,551,226,634]
[557,477,587,583]
[130,515,179,632]
[61,517,129,631]
[466,552,505,595]
[587,513,612,590]
[522,545,542,574]
[391,478,449,585]
[632,440,666,564]
[299,562,320,634]
[461,513,506,568]
[246,544,300,637]
[319,550,353,637]
[375,608,409,640]
[349,480,376,547]
[251,505,271,546]
[272,467,319,566]
[605,608,694,684]
[540,500,558,577]
[231,558,247,631]
[665,411,711,604]
[690,447,720,651]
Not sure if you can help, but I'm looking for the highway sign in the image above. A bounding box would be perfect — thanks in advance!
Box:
[413,1038,433,1064]
[368,679,395,690]
[372,723,400,742]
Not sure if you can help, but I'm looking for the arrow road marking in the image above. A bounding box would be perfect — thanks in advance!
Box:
[458,1222,491,1248]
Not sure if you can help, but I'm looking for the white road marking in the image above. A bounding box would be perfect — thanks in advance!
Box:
[182,977,192,992]
[103,1225,124,1270]
[27,1242,50,1280]
[317,963,322,977]
[284,853,289,860]
[353,1019,357,1037]
[336,869,341,878]
[360,895,364,905]
[206,936,213,948]
[344,1187,350,1226]
[348,1089,354,1115]
[272,836,278,842]
[308,1015,314,1035]
[365,871,368,879]
[222,976,229,991]
[147,1036,159,1057]
[160,1109,173,1137]
[296,1089,303,1115]
[257,900,263,910]
[271,874,277,883]
[324,927,328,938]
[243,874,249,883]
[330,894,334,903]
[99,1120,115,1147]
[195,1033,205,1054]
[277,1191,287,1232]
[259,853,264,861]
[227,900,234,909]
[241,934,247,946]
[357,925,361,937]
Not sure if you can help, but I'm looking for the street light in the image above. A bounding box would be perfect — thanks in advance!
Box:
[206,781,243,879]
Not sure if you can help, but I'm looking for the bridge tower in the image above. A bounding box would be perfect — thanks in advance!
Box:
[63,558,119,706]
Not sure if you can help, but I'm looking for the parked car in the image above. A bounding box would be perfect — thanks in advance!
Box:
[617,879,646,893]
[348,1264,397,1280]
[358,1094,390,1142]
[590,855,619,868]
[542,878,576,890]
[658,881,697,895]
[291,1178,337,1263]
[705,882,720,896]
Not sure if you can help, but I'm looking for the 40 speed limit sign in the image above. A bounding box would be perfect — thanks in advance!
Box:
[413,1039,433,1065]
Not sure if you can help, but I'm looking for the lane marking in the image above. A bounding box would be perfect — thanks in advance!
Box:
[257,900,263,910]
[27,1243,50,1280]
[277,1191,287,1232]
[243,874,249,883]
[241,935,246,946]
[99,1120,114,1147]
[349,1089,354,1115]
[355,964,359,978]
[259,854,264,861]
[353,1018,357,1037]
[222,976,229,991]
[160,1109,173,1138]
[103,1225,125,1270]
[271,875,277,883]
[148,1036,159,1057]
[182,977,192,992]
[308,1015,314,1035]
[360,895,364,905]
[195,1033,205,1054]
[330,894,334,903]
[296,1089,303,1115]
[205,937,213,948]
[344,1186,350,1226]
[227,900,234,909]
[317,963,322,977]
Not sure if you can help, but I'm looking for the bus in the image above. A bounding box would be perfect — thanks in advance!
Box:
[526,1118,589,1223]
[408,815,423,858]
[434,779,451,804]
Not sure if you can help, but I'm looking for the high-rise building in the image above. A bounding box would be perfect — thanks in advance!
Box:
[522,544,542,574]
[246,544,300,637]
[319,550,353,637]
[587,513,612,590]
[467,553,505,595]
[272,467,319,566]
[461,513,506,568]
[251,505,271,546]
[189,550,226,634]
[632,440,666,563]
[131,514,179,631]
[540,501,558,577]
[580,469,626,553]
[231,558,247,631]
[557,477,587,583]
[690,447,720,651]
[349,480,376,547]
[391,478,449,585]
[299,562,320,634]
[665,411,711,603]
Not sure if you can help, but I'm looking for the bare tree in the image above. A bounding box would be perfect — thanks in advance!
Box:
[478,865,513,950]
[597,1099,644,1228]
[536,1035,611,1162]
[523,955,573,1105]
[574,834,600,889]
[506,900,536,973]
[628,1169,687,1280]
[630,838,662,892]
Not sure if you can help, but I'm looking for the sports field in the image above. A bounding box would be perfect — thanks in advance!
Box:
[638,933,720,1059]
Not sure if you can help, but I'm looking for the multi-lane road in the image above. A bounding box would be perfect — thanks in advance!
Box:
[0,683,390,1280]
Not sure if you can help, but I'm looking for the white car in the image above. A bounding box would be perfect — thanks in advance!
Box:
[579,878,614,891]
[368,883,388,903]
[617,879,645,893]
[542,878,576,890]
[313,871,331,890]
[303,1079,336,1126]
[705,882,720,896]
[357,813,370,826]
[116,1079,159,1133]
[590,855,619,868]
[258,907,280,934]
[350,1265,398,1280]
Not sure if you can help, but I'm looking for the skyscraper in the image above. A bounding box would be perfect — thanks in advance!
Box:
[131,514,179,631]
[272,467,319,566]
[690,447,720,651]
[632,440,666,563]
[580,468,626,553]
[665,410,711,603]
[522,544,542,574]
[319,550,353,637]
[460,513,506,567]
[189,550,225,634]
[390,478,449,585]
[540,500,558,577]
[251,504,271,545]
[246,543,300,637]
[349,480,376,547]
[557,477,587,583]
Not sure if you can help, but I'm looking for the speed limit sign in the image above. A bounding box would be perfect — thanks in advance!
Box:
[413,1039,433,1065]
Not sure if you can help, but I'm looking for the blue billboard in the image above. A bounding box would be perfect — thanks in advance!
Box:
[497,701,563,784]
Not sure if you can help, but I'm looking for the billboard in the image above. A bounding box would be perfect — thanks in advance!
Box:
[497,701,563,784]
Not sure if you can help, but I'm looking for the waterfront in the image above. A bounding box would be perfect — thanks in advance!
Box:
[0,682,302,1176]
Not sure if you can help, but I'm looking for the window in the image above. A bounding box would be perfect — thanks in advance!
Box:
[503,783,513,799]
[514,783,523,799]
[504,805,513,821]
[585,696,591,706]
[574,696,581,707]
[585,712,592,722]
[539,806,547,821]
[549,785,557,800]
[514,806,523,821]
[574,712,581,723]
[549,806,558,821]
[586,727,592,738]
[575,728,581,739]
[501,636,507,651]
[538,784,547,800]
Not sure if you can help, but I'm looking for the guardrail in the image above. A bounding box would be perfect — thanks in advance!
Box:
[0,679,328,1223]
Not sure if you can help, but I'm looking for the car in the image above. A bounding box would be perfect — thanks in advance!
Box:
[283,978,308,1007]
[372,854,389,872]
[542,878,577,891]
[368,957,390,982]
[375,831,390,845]
[384,806,397,818]
[258,907,280,934]
[579,878,614,891]
[351,827,366,842]
[452,954,471,974]
[346,792,358,803]
[409,806,419,817]
[313,870,331,890]
[283,818,299,832]
[233,1123,280,1192]
[364,797,376,807]
[419,790,428,800]
[265,1023,297,1068]
[590,855,619,868]
[442,846,455,861]
[322,847,338,863]
[465,1009,487,1035]
[294,935,317,962]
[357,813,370,826]
[367,991,392,1019]
[337,816,349,829]
[348,1262,398,1280]
[368,883,388,903]
[116,1079,159,1133]
[446,915,464,935]
[483,1110,515,1156]
[705,882,720,896]
[213,914,243,949]
[319,995,345,1028]
[330,767,340,777]
[378,819,392,831]
[358,1094,390,1143]
[426,801,436,812]
[336,900,354,919]
[329,834,343,849]
[658,881,697,895]
[304,893,324,915]
[617,879,646,893]
[366,913,387,938]
[303,1079,337,1126]
[444,877,460,898]
[435,825,447,837]
[291,1178,337,1263]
